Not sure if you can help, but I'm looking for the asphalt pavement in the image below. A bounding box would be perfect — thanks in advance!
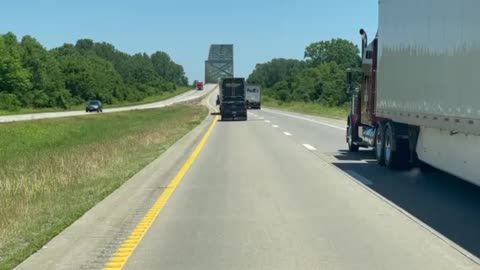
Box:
[15,91,480,270]
[254,106,480,260]
[122,95,480,269]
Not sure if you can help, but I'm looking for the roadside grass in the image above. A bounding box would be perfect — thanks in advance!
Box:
[0,86,191,116]
[262,97,349,120]
[0,104,208,270]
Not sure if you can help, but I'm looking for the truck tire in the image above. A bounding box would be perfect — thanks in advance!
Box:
[347,124,359,152]
[384,121,409,169]
[375,122,386,166]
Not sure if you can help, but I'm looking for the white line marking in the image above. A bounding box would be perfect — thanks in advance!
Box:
[283,132,292,136]
[272,125,279,128]
[263,109,346,131]
[264,120,270,123]
[346,170,374,186]
[302,144,316,151]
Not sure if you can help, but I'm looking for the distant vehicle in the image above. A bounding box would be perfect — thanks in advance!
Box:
[86,100,103,113]
[196,81,204,90]
[218,78,247,121]
[346,0,480,187]
[245,85,261,109]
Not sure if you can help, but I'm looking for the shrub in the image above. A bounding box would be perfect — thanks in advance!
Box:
[0,93,21,111]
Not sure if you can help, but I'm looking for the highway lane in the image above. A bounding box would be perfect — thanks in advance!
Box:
[0,84,216,123]
[14,92,480,269]
[120,96,479,269]
[251,107,480,259]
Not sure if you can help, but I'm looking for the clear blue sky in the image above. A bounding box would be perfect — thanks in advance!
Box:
[2,0,378,83]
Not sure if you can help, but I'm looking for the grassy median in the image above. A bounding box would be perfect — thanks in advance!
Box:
[263,97,349,120]
[0,104,207,270]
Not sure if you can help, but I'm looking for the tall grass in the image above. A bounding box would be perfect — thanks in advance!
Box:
[262,96,349,120]
[0,104,207,270]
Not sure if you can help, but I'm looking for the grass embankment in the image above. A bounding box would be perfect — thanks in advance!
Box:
[263,96,349,120]
[0,87,191,116]
[0,104,207,270]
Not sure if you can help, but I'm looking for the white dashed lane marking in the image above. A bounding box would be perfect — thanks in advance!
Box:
[283,132,292,136]
[262,109,346,131]
[302,144,316,151]
[272,125,279,128]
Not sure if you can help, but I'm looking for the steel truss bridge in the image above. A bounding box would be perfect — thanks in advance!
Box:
[205,44,234,83]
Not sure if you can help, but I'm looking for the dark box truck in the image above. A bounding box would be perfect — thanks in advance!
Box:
[218,78,247,121]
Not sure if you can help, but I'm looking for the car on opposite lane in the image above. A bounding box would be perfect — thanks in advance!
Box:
[86,100,103,113]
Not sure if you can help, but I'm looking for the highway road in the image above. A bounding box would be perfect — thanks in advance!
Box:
[16,91,480,269]
[0,84,216,123]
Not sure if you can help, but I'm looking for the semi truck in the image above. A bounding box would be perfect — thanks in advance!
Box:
[196,81,204,90]
[245,85,262,109]
[218,78,247,121]
[346,0,480,187]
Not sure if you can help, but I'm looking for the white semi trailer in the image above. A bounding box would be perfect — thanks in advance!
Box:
[346,0,480,186]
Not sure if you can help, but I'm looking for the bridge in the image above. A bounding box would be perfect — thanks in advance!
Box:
[205,44,234,83]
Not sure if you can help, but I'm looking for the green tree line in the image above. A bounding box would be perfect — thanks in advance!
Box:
[0,32,188,111]
[247,38,361,106]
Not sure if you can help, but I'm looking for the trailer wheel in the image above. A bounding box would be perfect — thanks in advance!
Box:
[375,122,386,166]
[384,122,409,169]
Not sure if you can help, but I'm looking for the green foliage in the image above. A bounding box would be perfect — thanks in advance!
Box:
[0,33,188,111]
[247,58,305,88]
[0,93,21,111]
[19,36,70,108]
[0,34,32,96]
[248,38,360,107]
[151,51,188,85]
[55,51,123,104]
[304,38,361,69]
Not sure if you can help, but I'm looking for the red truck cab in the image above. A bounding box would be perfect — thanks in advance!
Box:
[196,81,204,90]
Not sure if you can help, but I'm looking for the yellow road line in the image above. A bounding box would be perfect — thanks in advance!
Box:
[103,115,219,270]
